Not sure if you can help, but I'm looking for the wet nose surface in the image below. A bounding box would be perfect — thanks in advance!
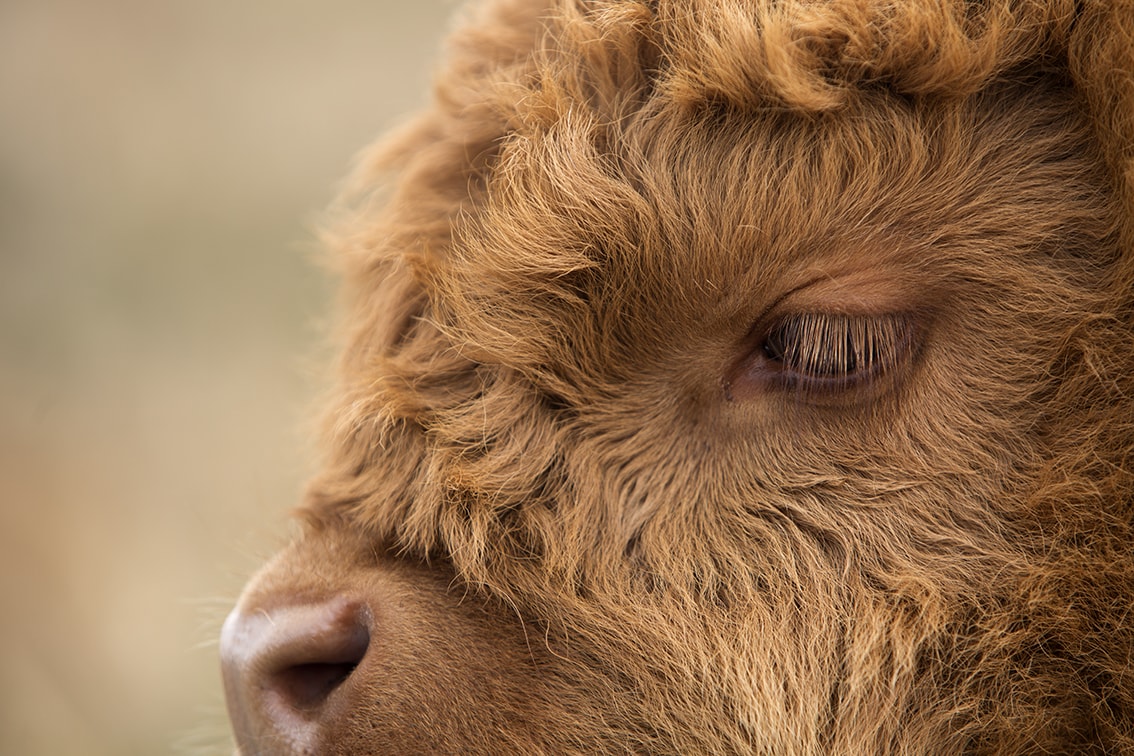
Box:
[221,596,371,755]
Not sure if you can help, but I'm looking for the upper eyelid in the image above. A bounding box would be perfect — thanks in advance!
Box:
[753,266,932,324]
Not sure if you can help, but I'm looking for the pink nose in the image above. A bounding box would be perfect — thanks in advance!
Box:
[220,596,371,755]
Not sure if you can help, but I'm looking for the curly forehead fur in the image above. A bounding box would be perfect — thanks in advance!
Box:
[300,0,1134,751]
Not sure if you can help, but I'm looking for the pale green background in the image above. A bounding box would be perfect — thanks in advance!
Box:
[0,2,457,753]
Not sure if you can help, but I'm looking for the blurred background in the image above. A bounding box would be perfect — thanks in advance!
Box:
[0,1,456,753]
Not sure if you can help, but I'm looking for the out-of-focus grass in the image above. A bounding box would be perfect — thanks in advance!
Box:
[0,2,456,753]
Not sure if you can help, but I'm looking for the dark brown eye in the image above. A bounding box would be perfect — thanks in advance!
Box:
[760,312,912,388]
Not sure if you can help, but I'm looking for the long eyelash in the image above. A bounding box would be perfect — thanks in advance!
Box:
[763,313,910,385]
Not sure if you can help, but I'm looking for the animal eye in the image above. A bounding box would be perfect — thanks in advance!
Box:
[760,312,912,389]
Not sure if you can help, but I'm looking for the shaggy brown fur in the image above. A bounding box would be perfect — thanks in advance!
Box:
[224,0,1134,753]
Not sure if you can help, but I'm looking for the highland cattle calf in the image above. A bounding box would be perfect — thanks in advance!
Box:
[221,0,1134,752]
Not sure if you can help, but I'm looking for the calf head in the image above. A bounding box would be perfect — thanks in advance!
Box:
[222,0,1134,753]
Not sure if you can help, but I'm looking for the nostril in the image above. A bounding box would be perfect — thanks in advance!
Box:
[221,596,371,753]
[274,660,361,710]
[264,617,370,712]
